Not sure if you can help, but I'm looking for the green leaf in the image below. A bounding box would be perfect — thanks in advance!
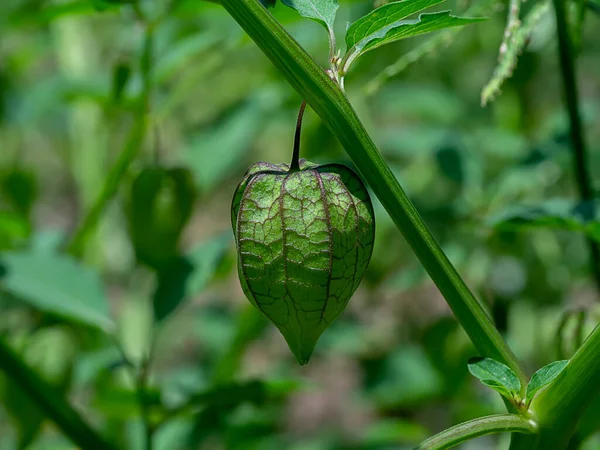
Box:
[111,62,131,103]
[345,0,445,49]
[468,357,521,401]
[179,379,299,412]
[281,0,338,32]
[185,102,264,193]
[1,169,38,218]
[126,167,197,269]
[0,212,30,249]
[186,233,231,297]
[153,257,195,322]
[0,251,114,332]
[525,360,569,405]
[487,198,600,243]
[343,6,486,72]
[210,306,268,383]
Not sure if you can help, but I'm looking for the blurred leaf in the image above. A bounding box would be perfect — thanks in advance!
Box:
[487,199,600,242]
[422,317,472,394]
[344,4,486,72]
[126,167,197,269]
[525,360,568,405]
[153,256,195,322]
[468,357,521,401]
[281,0,338,32]
[0,328,100,450]
[154,33,221,84]
[6,1,95,28]
[179,379,299,412]
[186,233,232,297]
[93,385,162,420]
[0,250,114,331]
[1,169,38,218]
[369,346,444,409]
[111,62,131,103]
[481,1,551,106]
[91,0,133,11]
[118,293,153,365]
[260,0,278,6]
[185,102,264,193]
[362,418,429,446]
[0,212,30,249]
[3,328,76,449]
[435,146,464,184]
[72,347,122,387]
[211,306,267,383]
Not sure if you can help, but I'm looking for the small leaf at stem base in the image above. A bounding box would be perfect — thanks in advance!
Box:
[468,357,521,402]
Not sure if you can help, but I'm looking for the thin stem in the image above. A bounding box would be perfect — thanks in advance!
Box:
[289,100,307,172]
[328,27,337,68]
[0,337,114,450]
[137,358,154,450]
[66,6,154,256]
[531,324,600,449]
[219,0,527,386]
[552,0,600,295]
[415,414,537,450]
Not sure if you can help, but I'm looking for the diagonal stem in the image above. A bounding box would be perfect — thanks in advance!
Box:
[415,414,537,450]
[0,337,114,450]
[218,0,526,386]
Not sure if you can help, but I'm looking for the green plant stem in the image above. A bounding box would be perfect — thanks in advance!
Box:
[218,0,526,386]
[415,414,537,450]
[552,0,600,294]
[66,14,154,257]
[137,358,154,450]
[0,337,114,450]
[289,100,307,172]
[529,325,600,449]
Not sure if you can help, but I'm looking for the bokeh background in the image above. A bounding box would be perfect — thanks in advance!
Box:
[1,0,600,449]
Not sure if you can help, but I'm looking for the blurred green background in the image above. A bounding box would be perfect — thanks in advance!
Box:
[1,0,600,449]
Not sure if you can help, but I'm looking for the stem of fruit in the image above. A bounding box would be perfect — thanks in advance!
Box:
[415,414,537,450]
[219,0,527,386]
[289,100,307,172]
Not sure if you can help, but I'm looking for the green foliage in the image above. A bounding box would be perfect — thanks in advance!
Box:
[0,250,114,331]
[342,0,485,73]
[488,198,600,242]
[525,360,569,405]
[281,0,338,34]
[468,357,522,403]
[0,0,599,448]
[2,328,76,448]
[126,166,196,269]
